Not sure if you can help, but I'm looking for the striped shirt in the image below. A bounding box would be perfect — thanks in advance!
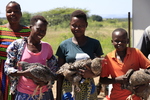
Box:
[0,25,30,60]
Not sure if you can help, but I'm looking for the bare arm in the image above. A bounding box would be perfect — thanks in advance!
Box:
[9,69,35,78]
[100,77,116,84]
[56,57,65,100]
[9,67,47,87]
[100,75,127,85]
[9,70,29,77]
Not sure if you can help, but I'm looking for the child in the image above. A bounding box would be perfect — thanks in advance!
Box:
[100,28,150,100]
[56,10,103,100]
[4,15,57,100]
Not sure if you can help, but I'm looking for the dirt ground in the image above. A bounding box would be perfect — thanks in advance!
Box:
[52,77,107,100]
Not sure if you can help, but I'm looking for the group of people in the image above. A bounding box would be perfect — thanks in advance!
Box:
[0,1,150,100]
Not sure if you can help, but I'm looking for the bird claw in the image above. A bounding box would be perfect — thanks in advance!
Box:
[75,86,81,92]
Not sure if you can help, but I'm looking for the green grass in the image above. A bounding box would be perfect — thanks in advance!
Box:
[42,19,129,55]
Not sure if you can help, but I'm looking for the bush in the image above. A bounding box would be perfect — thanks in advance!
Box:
[90,15,103,22]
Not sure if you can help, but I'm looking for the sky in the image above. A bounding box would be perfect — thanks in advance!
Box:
[0,0,132,18]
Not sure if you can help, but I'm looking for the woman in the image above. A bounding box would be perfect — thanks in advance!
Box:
[4,15,57,100]
[56,10,103,100]
[0,1,30,100]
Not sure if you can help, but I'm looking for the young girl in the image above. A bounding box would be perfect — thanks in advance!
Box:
[56,10,103,100]
[4,15,57,100]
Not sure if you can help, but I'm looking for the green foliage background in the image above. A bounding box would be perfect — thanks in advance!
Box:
[0,7,130,55]
[42,18,129,55]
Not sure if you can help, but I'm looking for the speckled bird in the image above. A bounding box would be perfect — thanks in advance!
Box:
[18,61,56,88]
[125,69,150,100]
[56,57,103,92]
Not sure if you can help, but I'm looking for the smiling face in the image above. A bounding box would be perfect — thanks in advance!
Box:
[6,3,22,24]
[111,29,129,52]
[70,17,87,38]
[30,20,47,42]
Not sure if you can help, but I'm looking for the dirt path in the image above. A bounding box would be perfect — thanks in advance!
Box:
[52,77,106,100]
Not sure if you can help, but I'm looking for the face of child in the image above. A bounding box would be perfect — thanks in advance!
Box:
[70,17,87,38]
[6,3,22,24]
[111,31,129,52]
[30,20,47,42]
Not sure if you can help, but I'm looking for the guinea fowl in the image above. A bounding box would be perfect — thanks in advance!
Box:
[18,61,56,100]
[124,68,150,100]
[56,57,104,92]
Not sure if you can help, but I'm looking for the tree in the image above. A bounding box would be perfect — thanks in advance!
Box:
[35,7,89,26]
[20,12,31,26]
[0,19,2,25]
[90,15,103,22]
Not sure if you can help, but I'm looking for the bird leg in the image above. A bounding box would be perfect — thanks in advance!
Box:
[75,84,81,92]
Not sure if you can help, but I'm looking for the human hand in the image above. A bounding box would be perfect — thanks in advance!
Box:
[79,65,95,78]
[115,75,129,89]
[116,69,135,84]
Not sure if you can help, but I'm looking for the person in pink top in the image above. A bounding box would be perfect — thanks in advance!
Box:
[4,15,57,100]
[100,28,150,100]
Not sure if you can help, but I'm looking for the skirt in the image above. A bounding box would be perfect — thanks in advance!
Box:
[62,78,97,100]
[0,59,9,100]
[15,89,54,100]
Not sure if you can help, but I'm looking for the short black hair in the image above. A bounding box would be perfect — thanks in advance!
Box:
[112,28,128,38]
[30,15,48,26]
[71,10,87,22]
[6,1,21,11]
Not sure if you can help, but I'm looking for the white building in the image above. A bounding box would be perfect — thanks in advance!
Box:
[132,0,150,47]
